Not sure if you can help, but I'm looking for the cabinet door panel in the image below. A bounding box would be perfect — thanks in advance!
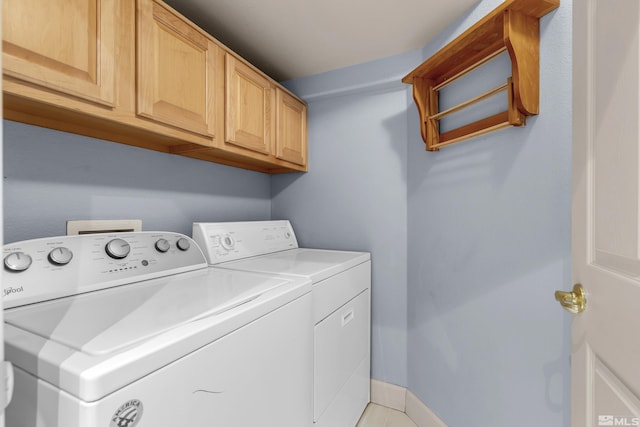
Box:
[226,54,272,155]
[276,88,307,167]
[2,0,115,106]
[137,0,219,139]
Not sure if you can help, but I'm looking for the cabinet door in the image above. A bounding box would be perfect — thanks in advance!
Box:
[137,0,220,139]
[225,54,273,155]
[2,0,116,106]
[276,88,307,167]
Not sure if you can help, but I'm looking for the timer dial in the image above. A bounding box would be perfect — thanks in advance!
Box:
[176,238,190,251]
[220,235,235,250]
[105,239,131,259]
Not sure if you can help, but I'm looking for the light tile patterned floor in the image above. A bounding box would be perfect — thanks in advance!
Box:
[356,403,418,427]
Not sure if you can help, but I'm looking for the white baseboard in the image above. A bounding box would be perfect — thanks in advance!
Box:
[369,380,448,427]
[370,379,406,412]
[405,390,448,427]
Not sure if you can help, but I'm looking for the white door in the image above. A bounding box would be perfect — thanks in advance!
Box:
[570,0,640,426]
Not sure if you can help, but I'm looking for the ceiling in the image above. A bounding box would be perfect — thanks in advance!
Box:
[163,0,480,82]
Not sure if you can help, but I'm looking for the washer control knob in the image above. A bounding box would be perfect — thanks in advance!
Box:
[221,235,235,250]
[4,252,33,272]
[105,239,130,259]
[155,238,170,253]
[48,247,73,266]
[176,238,190,251]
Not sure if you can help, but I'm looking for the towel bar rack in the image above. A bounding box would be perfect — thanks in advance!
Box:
[402,0,560,151]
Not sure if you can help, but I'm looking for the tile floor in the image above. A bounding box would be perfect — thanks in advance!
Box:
[356,403,418,427]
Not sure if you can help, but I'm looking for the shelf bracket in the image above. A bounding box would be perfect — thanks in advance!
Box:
[504,9,540,115]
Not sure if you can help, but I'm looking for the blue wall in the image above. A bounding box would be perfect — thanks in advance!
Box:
[3,120,271,243]
[407,1,571,426]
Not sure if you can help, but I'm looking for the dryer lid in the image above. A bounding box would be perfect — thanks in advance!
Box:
[221,248,370,283]
[5,268,288,356]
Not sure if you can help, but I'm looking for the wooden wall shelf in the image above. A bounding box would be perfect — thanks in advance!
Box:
[402,0,559,151]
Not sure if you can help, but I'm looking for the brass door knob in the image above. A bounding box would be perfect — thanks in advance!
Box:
[555,284,586,314]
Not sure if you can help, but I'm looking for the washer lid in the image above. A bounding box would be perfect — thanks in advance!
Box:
[221,248,370,283]
[5,268,288,356]
[5,267,311,402]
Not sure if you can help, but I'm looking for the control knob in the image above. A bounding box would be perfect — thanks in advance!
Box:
[221,235,235,250]
[4,252,33,272]
[105,238,131,259]
[48,247,73,266]
[176,238,190,251]
[155,238,170,253]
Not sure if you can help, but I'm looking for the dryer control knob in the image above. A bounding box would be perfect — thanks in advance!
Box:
[105,239,130,259]
[48,247,73,266]
[4,252,33,272]
[221,235,235,250]
[155,239,170,253]
[176,238,190,251]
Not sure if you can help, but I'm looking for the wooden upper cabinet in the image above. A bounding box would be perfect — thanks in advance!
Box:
[137,0,222,140]
[2,0,116,106]
[276,88,307,167]
[225,54,273,155]
[3,0,307,173]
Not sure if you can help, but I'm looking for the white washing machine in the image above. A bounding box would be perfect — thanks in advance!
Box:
[193,220,371,427]
[2,231,313,427]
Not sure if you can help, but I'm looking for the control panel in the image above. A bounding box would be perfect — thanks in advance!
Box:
[2,232,207,309]
[193,221,298,265]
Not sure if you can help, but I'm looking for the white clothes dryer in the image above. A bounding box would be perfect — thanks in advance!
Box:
[193,220,371,427]
[3,231,312,427]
